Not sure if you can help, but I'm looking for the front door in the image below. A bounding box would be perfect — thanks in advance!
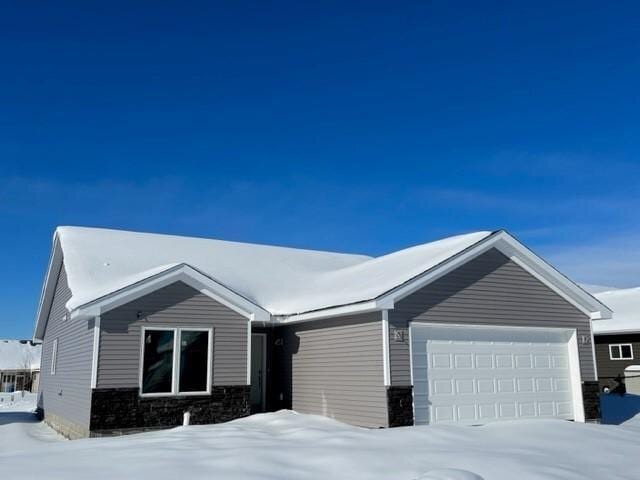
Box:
[250,333,266,413]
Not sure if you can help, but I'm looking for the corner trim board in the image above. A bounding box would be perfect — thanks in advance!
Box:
[381,310,391,386]
[90,315,101,389]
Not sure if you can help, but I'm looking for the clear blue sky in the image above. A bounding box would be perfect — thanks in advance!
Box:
[1,1,639,339]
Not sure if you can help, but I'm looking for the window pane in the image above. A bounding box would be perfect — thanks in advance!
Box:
[142,330,174,394]
[611,346,621,359]
[621,345,633,359]
[179,330,209,393]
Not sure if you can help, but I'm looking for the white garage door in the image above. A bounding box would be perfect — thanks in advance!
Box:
[411,323,582,425]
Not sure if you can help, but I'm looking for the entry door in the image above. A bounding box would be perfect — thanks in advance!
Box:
[250,334,266,413]
[411,323,579,425]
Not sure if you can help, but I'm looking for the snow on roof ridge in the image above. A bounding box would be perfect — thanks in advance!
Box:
[55,226,494,316]
[56,225,372,261]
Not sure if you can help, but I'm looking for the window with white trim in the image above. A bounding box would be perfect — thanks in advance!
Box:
[140,328,212,396]
[51,339,58,375]
[609,344,633,360]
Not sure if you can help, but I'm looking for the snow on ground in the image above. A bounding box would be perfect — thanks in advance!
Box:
[2,396,640,480]
[0,392,64,452]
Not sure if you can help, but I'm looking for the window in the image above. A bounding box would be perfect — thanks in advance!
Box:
[140,328,212,396]
[51,339,58,375]
[609,344,634,360]
[142,330,175,394]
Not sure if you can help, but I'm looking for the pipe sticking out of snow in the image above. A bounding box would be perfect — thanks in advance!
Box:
[183,411,190,426]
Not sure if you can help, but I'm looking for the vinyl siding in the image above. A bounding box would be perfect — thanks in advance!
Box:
[38,263,94,436]
[388,248,595,385]
[594,333,640,389]
[275,313,387,428]
[97,281,248,389]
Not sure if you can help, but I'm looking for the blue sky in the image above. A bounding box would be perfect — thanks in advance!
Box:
[1,1,639,338]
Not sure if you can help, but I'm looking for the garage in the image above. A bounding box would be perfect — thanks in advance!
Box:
[410,323,584,425]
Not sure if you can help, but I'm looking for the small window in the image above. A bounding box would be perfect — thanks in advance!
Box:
[51,339,58,375]
[140,328,211,396]
[609,344,634,360]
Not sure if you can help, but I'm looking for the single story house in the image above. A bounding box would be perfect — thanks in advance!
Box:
[0,340,41,393]
[34,226,611,438]
[591,287,640,391]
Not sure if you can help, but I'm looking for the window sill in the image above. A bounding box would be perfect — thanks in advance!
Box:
[139,391,211,398]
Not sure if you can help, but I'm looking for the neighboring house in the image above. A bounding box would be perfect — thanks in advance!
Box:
[0,340,41,393]
[33,226,611,439]
[591,287,640,391]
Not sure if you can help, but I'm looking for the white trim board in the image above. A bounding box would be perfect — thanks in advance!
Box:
[381,310,391,387]
[90,315,101,389]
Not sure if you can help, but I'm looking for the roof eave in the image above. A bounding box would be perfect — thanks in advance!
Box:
[69,263,271,323]
[33,229,63,341]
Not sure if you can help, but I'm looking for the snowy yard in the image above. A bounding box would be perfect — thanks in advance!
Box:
[1,395,640,480]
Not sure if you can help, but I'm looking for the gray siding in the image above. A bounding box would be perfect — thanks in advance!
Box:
[97,281,248,389]
[38,264,94,436]
[275,313,387,428]
[594,333,640,389]
[388,248,595,385]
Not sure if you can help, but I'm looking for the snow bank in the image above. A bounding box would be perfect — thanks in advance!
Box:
[1,408,640,479]
[592,287,640,334]
[57,226,492,315]
[0,340,41,370]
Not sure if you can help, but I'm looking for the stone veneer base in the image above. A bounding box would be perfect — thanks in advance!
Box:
[90,385,250,436]
[387,386,414,427]
[582,381,601,422]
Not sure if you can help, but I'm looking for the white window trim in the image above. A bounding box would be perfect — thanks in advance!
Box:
[139,326,213,398]
[51,338,58,375]
[609,343,634,361]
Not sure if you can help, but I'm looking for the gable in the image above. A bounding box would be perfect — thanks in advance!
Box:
[394,248,587,321]
[42,262,72,339]
[388,248,596,384]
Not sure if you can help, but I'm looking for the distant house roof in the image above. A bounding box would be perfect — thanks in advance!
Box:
[592,287,640,335]
[34,226,611,340]
[0,340,41,371]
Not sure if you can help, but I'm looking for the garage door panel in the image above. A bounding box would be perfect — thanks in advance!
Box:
[411,324,577,425]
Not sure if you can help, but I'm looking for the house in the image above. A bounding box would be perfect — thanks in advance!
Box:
[591,287,640,392]
[33,226,611,438]
[0,340,41,393]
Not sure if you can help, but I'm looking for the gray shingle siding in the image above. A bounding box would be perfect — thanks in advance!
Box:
[38,263,94,437]
[388,248,595,385]
[275,313,387,428]
[97,281,248,389]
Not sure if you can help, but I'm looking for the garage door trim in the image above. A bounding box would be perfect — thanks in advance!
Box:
[409,322,585,424]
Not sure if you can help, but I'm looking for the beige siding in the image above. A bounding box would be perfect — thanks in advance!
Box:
[38,264,94,437]
[276,313,387,428]
[97,281,248,389]
[388,248,595,385]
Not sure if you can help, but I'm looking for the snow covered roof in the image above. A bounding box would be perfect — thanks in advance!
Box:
[0,340,41,371]
[579,284,620,295]
[592,287,640,335]
[34,226,611,340]
[56,226,493,315]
